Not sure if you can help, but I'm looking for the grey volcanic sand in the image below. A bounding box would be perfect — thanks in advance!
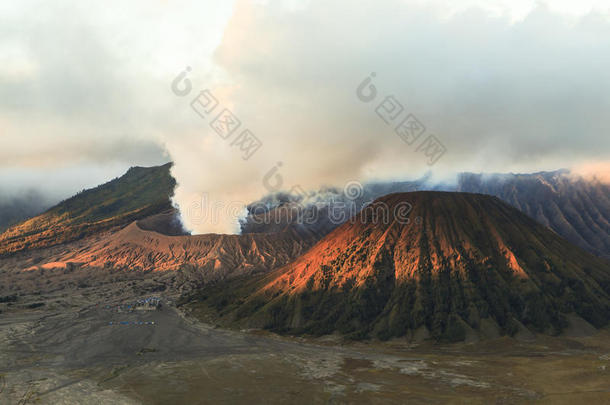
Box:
[3,306,259,368]
[0,261,608,404]
[2,298,610,404]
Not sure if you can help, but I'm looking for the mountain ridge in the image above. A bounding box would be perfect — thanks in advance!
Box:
[242,169,610,258]
[0,163,176,257]
[2,163,608,262]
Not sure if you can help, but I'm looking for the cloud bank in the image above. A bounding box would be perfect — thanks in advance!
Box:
[0,0,232,198]
[2,0,609,233]
[167,0,610,233]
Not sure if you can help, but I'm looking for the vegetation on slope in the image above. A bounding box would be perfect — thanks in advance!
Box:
[0,163,175,256]
[189,192,610,342]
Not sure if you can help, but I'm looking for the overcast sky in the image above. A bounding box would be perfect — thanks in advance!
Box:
[1,0,610,232]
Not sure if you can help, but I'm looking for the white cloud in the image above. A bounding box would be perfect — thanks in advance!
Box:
[167,0,610,233]
[1,0,609,232]
[0,0,233,198]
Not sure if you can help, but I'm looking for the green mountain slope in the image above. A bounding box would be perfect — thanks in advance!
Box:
[0,163,176,256]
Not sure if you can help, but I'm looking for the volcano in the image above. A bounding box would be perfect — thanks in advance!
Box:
[0,164,177,257]
[196,192,610,341]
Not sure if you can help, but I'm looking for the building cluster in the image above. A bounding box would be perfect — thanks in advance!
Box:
[108,321,156,326]
[101,296,162,313]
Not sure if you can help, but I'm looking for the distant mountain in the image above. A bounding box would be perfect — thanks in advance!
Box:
[0,190,53,233]
[196,192,610,341]
[241,170,610,259]
[456,171,610,259]
[0,163,177,257]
